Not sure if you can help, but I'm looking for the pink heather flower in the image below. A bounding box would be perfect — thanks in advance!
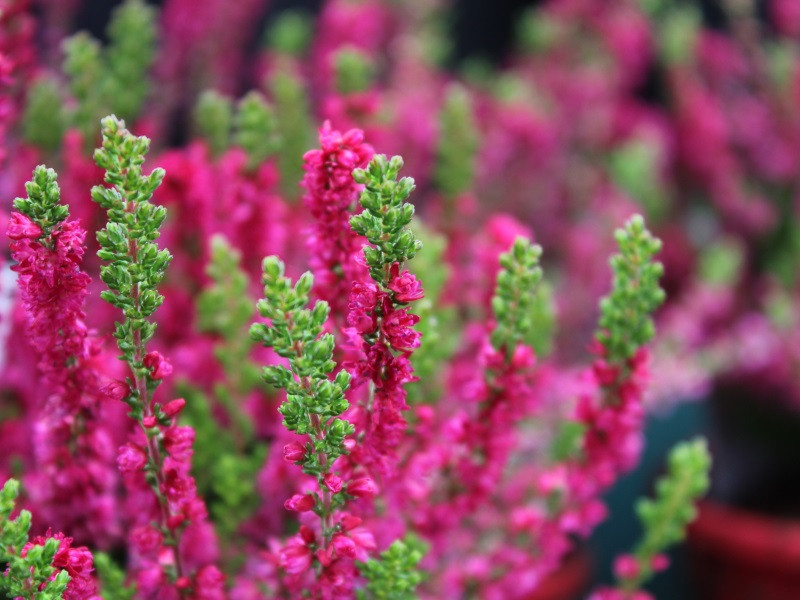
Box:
[280,536,313,574]
[24,532,98,600]
[7,212,41,239]
[162,468,191,502]
[193,564,227,600]
[163,426,195,461]
[346,478,378,498]
[381,307,421,352]
[118,444,147,473]
[651,553,669,572]
[143,351,173,380]
[132,525,164,556]
[613,554,640,581]
[323,473,343,493]
[283,441,306,462]
[102,380,131,402]
[163,397,186,417]
[387,264,424,303]
[284,493,316,512]
[331,534,356,558]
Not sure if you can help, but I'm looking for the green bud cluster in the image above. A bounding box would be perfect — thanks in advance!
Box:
[264,11,314,57]
[351,155,423,284]
[334,47,375,95]
[58,0,157,150]
[270,66,314,202]
[596,215,665,364]
[190,236,265,548]
[21,78,65,153]
[0,479,70,600]
[12,166,69,239]
[91,115,171,411]
[234,91,280,170]
[434,85,479,199]
[194,88,282,169]
[490,237,552,356]
[356,535,427,600]
[620,438,711,593]
[194,90,234,159]
[250,257,354,480]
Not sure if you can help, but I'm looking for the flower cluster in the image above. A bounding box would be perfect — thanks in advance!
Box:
[8,166,119,546]
[592,439,711,600]
[251,257,382,597]
[303,122,374,318]
[91,115,223,598]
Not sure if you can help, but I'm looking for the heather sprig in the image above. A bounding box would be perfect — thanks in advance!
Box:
[59,0,157,149]
[434,85,479,199]
[194,90,233,158]
[613,439,711,595]
[234,91,279,170]
[596,215,665,365]
[21,77,65,153]
[356,536,427,600]
[351,154,422,284]
[490,236,547,355]
[251,257,354,469]
[270,66,314,202]
[334,47,375,95]
[0,479,70,600]
[92,115,170,381]
[12,165,69,238]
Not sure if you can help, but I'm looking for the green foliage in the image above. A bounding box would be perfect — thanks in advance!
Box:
[92,115,170,411]
[334,47,375,95]
[13,166,70,238]
[60,0,157,149]
[596,215,665,364]
[194,90,234,159]
[406,224,459,405]
[434,85,479,199]
[490,237,554,356]
[190,236,266,544]
[657,4,701,65]
[105,0,158,121]
[608,140,667,223]
[264,11,314,56]
[62,33,105,148]
[269,66,314,202]
[21,78,65,153]
[356,535,427,600]
[234,91,280,170]
[0,479,70,600]
[351,155,423,284]
[94,552,136,600]
[618,438,711,593]
[250,257,354,480]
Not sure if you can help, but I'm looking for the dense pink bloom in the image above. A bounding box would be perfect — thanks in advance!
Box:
[24,532,99,600]
[143,351,173,380]
[284,493,316,512]
[387,265,424,303]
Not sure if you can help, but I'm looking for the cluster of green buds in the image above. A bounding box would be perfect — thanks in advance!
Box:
[356,536,427,600]
[334,47,375,95]
[12,166,69,239]
[0,480,69,600]
[351,155,423,284]
[490,236,554,357]
[23,0,157,153]
[434,85,479,200]
[596,214,666,365]
[250,258,354,512]
[614,438,711,594]
[194,90,279,168]
[92,115,170,404]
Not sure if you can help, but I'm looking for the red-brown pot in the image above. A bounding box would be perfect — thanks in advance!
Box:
[525,549,592,600]
[687,499,800,599]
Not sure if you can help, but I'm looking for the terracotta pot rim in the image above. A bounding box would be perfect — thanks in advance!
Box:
[688,498,800,572]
